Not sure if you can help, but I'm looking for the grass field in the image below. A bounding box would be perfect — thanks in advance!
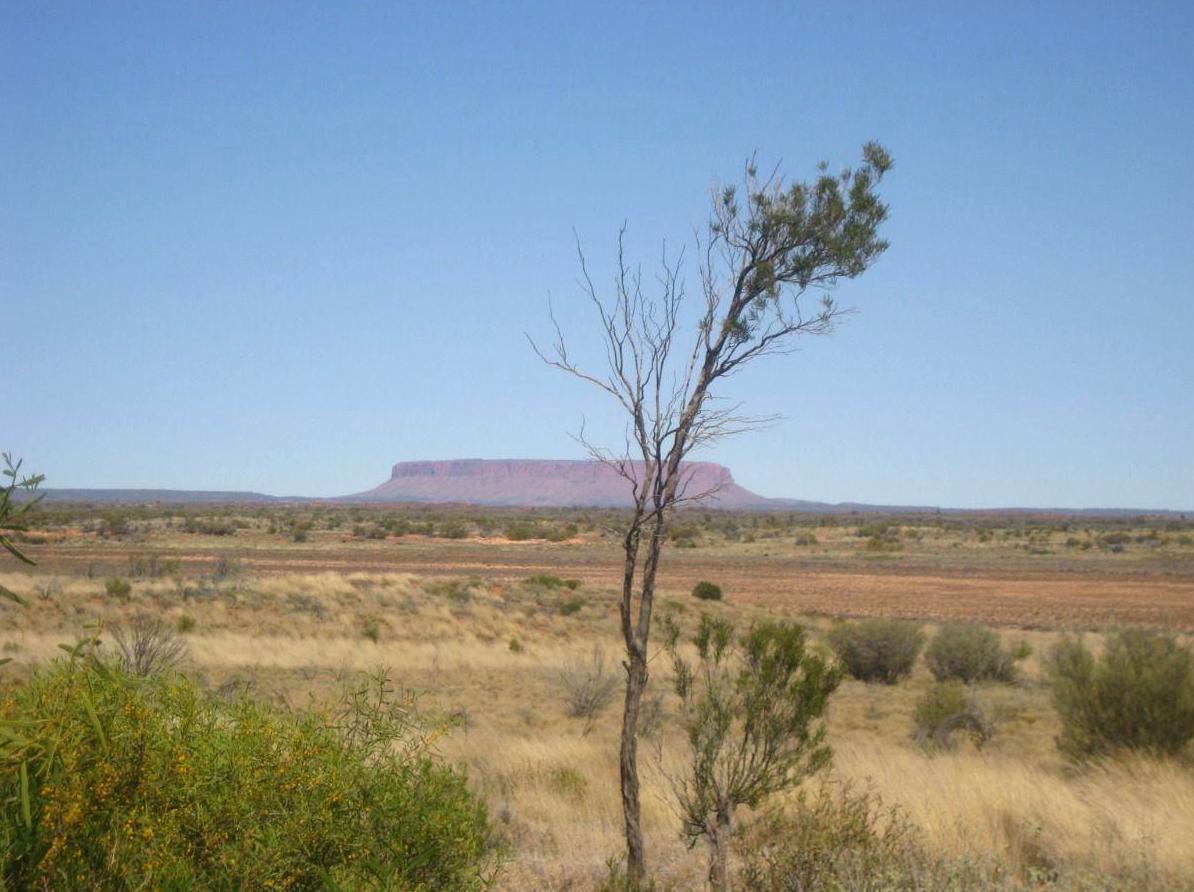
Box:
[4,504,1194,888]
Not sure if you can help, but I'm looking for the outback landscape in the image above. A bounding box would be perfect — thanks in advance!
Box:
[5,4,1193,890]
[4,489,1194,889]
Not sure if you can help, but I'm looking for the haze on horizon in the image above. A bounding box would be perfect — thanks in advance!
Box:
[3,3,1191,511]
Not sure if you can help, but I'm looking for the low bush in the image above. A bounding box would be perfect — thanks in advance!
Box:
[739,783,917,892]
[925,624,1017,684]
[527,574,580,590]
[912,682,993,751]
[826,619,924,684]
[557,646,619,733]
[1046,629,1194,758]
[0,661,496,889]
[103,577,131,601]
[111,614,187,676]
[692,581,722,601]
[503,524,537,542]
[558,596,586,616]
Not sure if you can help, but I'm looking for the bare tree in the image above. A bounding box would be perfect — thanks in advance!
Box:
[558,645,621,734]
[112,613,188,676]
[531,144,892,886]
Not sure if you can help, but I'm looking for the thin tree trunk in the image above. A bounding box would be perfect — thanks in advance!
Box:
[619,516,647,887]
[706,809,732,892]
[620,644,648,886]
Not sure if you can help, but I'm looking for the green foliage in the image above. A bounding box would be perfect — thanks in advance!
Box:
[912,682,993,751]
[175,614,196,634]
[526,574,581,590]
[503,524,537,542]
[925,624,1017,684]
[103,578,132,601]
[0,453,44,606]
[1046,630,1194,758]
[664,614,841,887]
[363,617,381,643]
[428,578,478,605]
[794,532,818,546]
[739,784,916,892]
[543,523,578,543]
[827,619,924,685]
[692,581,723,601]
[558,596,586,616]
[507,637,524,654]
[0,661,496,889]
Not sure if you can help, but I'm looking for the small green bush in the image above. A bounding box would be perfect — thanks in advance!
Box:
[826,619,924,684]
[912,682,993,751]
[739,784,916,892]
[1046,629,1194,758]
[363,617,381,642]
[543,524,579,543]
[794,532,818,546]
[176,614,196,634]
[504,524,537,541]
[925,624,1016,684]
[692,581,722,601]
[527,575,580,590]
[0,661,496,889]
[103,577,132,600]
[508,637,524,654]
[558,596,586,616]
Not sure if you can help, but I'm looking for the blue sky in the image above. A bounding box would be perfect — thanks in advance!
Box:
[3,2,1191,509]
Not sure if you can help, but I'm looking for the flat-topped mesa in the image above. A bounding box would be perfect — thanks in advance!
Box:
[355,458,764,507]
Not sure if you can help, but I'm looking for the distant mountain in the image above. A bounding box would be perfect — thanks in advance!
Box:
[28,460,1188,516]
[34,489,278,505]
[348,459,778,508]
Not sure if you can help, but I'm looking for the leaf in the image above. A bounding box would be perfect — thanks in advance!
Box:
[81,688,109,753]
[0,536,36,565]
[20,761,32,828]
[0,583,28,606]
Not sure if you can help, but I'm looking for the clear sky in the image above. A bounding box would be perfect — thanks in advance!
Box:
[3,2,1191,510]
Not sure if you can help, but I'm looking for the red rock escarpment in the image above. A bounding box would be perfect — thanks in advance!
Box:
[351,459,772,507]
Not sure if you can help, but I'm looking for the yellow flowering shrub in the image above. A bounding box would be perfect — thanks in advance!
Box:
[1,659,496,889]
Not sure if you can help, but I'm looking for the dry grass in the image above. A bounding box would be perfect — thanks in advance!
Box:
[3,564,1193,889]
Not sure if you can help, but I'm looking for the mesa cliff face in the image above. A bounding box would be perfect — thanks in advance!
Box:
[350,459,772,508]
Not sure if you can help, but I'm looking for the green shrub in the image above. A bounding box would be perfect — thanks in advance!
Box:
[558,596,586,616]
[363,617,381,642]
[508,637,524,654]
[176,614,196,634]
[794,532,818,546]
[504,524,537,541]
[543,524,578,543]
[103,577,132,600]
[692,581,722,601]
[0,661,496,889]
[438,522,469,540]
[1046,630,1194,758]
[826,619,924,684]
[925,624,1016,683]
[527,574,580,590]
[739,784,916,892]
[912,682,993,751]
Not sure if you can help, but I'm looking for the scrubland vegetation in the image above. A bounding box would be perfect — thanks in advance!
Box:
[3,504,1194,888]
